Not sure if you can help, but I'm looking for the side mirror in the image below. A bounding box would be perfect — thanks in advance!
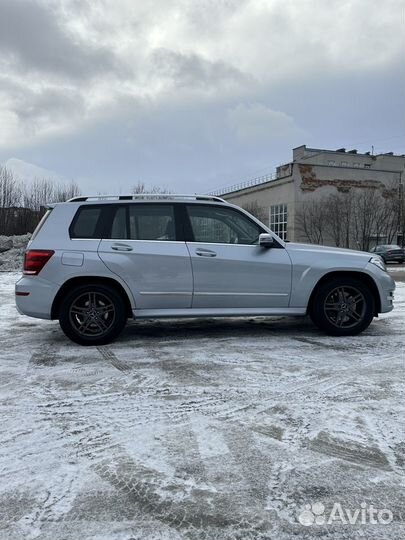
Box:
[259,233,274,248]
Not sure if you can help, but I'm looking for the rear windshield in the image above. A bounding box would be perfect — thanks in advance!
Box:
[70,206,103,239]
[31,209,52,241]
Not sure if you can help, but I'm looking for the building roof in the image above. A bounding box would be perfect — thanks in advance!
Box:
[293,144,405,159]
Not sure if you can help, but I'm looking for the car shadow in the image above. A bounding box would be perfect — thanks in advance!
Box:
[116,314,396,344]
[118,315,321,342]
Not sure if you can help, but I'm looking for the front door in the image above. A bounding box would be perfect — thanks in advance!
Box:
[98,203,193,309]
[184,204,292,309]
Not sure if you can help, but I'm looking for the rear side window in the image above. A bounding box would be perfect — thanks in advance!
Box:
[129,205,175,241]
[110,206,127,239]
[70,206,103,239]
[108,204,176,241]
[31,209,52,241]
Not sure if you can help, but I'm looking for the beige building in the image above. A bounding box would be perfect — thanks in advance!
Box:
[215,145,405,247]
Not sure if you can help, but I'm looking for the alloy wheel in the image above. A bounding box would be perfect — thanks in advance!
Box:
[69,291,116,337]
[323,286,366,329]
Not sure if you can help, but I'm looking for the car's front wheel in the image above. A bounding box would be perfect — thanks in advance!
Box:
[310,277,375,336]
[59,284,127,345]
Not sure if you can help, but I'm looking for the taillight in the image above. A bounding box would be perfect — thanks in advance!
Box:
[23,250,54,275]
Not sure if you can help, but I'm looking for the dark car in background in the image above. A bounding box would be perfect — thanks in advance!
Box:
[371,245,405,264]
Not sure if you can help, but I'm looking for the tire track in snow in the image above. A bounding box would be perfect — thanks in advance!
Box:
[92,447,270,535]
[97,345,132,372]
[306,431,392,471]
[96,345,168,390]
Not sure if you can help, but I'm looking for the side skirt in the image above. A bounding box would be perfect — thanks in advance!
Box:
[132,307,307,319]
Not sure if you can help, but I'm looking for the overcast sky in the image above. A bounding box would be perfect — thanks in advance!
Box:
[0,0,404,193]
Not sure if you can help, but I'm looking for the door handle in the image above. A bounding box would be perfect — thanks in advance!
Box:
[111,243,133,252]
[195,249,217,257]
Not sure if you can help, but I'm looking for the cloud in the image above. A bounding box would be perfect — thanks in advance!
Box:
[0,75,86,145]
[0,0,121,80]
[228,103,307,142]
[0,0,403,191]
[13,87,85,124]
[0,109,21,147]
[151,49,253,91]
[184,0,404,81]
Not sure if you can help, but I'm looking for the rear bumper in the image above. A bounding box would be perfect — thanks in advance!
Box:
[15,275,58,319]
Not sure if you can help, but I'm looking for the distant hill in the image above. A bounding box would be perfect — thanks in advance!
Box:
[4,158,65,185]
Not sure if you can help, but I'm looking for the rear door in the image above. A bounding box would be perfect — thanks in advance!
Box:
[184,204,292,309]
[98,203,193,309]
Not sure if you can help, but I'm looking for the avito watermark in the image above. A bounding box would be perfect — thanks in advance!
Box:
[298,501,393,526]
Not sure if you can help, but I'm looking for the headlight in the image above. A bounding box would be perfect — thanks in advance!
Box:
[369,255,387,272]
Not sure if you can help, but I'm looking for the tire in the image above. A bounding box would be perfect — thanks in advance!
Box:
[59,284,127,345]
[398,260,404,264]
[310,277,375,336]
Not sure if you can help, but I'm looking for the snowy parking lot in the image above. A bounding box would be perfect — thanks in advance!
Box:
[0,270,404,540]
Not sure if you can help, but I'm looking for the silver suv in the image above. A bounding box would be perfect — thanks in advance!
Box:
[15,194,395,345]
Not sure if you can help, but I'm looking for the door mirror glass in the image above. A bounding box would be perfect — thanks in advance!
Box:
[259,233,274,248]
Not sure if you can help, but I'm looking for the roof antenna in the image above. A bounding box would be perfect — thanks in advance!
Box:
[371,145,374,156]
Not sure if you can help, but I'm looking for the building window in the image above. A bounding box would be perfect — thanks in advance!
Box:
[270,204,288,240]
[328,160,336,166]
[353,162,362,167]
[341,161,348,167]
[364,163,371,168]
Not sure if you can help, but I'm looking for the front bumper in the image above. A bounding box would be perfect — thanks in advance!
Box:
[15,275,59,319]
[365,262,395,313]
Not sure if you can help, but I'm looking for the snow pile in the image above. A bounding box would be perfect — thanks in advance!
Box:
[0,234,31,271]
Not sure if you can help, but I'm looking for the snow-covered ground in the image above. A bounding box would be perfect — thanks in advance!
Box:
[0,272,404,540]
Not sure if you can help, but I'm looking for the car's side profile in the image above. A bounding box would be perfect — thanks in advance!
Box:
[15,194,395,345]
[370,244,405,264]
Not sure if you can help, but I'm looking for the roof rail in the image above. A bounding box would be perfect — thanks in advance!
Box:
[67,194,226,203]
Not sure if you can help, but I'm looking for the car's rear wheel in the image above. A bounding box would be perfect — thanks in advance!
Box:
[59,284,127,345]
[310,277,375,336]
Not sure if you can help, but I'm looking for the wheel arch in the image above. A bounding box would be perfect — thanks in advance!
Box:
[51,276,134,319]
[307,271,381,317]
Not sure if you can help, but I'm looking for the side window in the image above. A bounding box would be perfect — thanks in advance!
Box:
[31,208,52,241]
[187,205,262,245]
[110,206,127,239]
[70,206,103,239]
[129,205,176,241]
